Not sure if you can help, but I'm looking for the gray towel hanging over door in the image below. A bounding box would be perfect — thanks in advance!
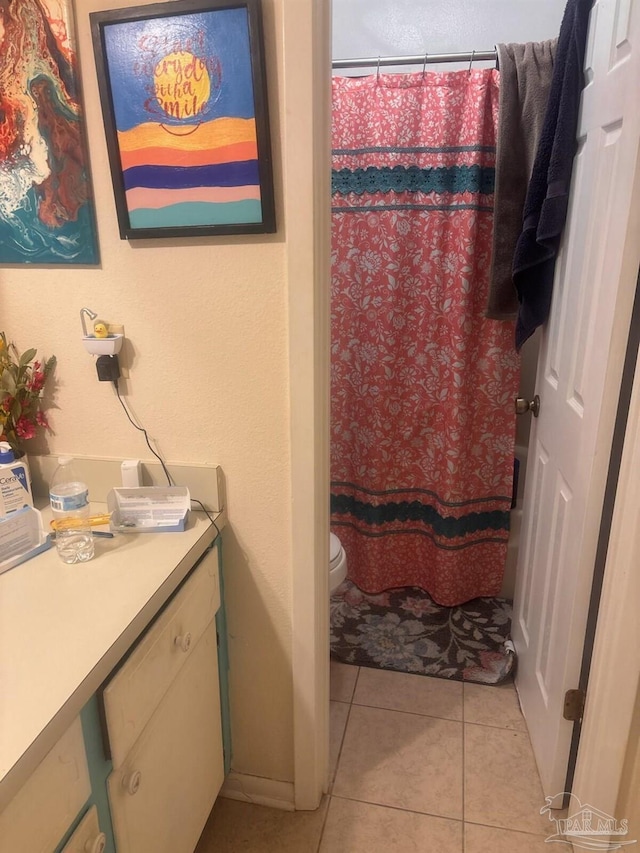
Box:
[487,39,556,320]
[512,0,594,349]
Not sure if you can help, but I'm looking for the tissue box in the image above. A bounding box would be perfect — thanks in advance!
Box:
[0,506,52,575]
[107,486,190,532]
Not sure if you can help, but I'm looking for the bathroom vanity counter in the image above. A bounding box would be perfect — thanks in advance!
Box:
[0,505,224,810]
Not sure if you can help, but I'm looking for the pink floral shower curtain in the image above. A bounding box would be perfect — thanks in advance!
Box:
[330,70,520,607]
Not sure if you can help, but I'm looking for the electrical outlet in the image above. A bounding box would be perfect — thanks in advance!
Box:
[108,323,124,335]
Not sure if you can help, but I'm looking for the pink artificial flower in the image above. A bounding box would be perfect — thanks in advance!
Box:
[35,410,49,429]
[28,370,45,392]
[15,417,36,440]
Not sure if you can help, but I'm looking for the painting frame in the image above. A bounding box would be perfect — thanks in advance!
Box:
[0,0,99,265]
[90,0,275,239]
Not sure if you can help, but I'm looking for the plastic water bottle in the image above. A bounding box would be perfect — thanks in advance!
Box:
[49,457,94,564]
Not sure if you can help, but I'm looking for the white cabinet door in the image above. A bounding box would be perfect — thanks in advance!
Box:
[107,621,223,853]
[0,717,90,853]
[104,545,220,767]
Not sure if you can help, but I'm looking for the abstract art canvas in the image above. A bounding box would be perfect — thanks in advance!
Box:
[0,0,99,264]
[91,0,275,239]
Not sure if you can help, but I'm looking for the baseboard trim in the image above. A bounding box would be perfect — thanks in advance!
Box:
[219,772,295,811]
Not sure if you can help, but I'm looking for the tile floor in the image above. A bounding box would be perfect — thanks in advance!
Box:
[196,662,553,852]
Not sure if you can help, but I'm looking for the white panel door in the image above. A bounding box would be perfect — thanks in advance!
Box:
[512,0,640,797]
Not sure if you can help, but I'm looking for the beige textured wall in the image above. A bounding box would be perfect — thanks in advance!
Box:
[0,0,298,782]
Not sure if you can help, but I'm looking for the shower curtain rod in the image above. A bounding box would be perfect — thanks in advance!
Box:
[332,50,497,70]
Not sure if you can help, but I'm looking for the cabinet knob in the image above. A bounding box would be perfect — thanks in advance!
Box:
[122,769,142,795]
[175,631,192,653]
[84,833,107,853]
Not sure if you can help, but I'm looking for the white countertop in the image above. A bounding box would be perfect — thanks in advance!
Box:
[0,504,222,810]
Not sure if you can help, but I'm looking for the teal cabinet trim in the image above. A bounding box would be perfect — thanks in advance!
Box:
[215,538,232,775]
[52,797,91,853]
[52,697,115,853]
[80,696,116,853]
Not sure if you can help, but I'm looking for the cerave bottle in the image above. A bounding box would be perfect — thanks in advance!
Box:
[49,457,94,564]
[0,442,33,515]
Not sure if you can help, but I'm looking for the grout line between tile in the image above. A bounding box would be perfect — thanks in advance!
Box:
[464,720,529,735]
[462,681,466,723]
[321,663,359,852]
[350,701,463,725]
[330,792,464,825]
[464,817,552,839]
[462,682,466,853]
[330,697,354,792]
[349,665,361,703]
[315,795,331,853]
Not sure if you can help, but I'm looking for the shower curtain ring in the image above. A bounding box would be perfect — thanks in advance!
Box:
[468,50,476,75]
[422,52,428,78]
[376,55,381,80]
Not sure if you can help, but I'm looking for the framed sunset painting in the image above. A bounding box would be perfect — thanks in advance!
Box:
[90,0,275,239]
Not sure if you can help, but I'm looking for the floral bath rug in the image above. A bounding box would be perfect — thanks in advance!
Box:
[330,580,516,685]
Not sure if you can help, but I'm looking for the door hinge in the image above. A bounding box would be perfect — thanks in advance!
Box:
[563,688,586,722]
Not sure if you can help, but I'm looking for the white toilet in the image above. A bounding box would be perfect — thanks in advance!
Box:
[329,532,348,593]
